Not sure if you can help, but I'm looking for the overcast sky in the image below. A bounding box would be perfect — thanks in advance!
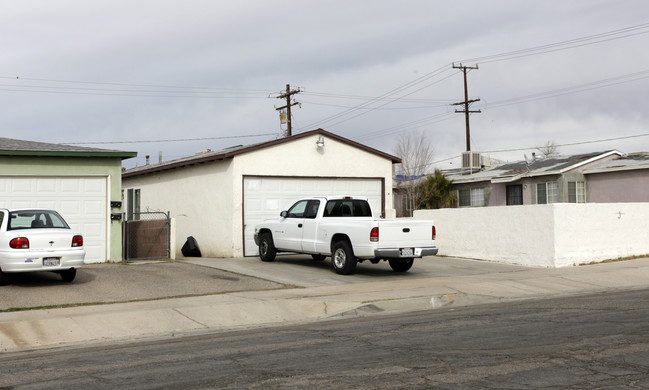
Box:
[2,0,648,169]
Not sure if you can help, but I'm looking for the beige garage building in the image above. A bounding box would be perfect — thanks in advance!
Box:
[122,129,400,258]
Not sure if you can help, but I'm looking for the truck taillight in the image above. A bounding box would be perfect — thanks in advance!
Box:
[72,235,84,247]
[10,237,30,249]
[370,227,379,242]
[432,226,436,240]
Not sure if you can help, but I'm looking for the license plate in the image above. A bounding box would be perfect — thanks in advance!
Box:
[43,257,60,267]
[400,248,414,257]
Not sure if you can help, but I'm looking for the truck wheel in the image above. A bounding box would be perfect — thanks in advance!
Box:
[311,254,326,261]
[331,241,357,275]
[259,233,276,262]
[388,258,414,272]
[0,270,7,286]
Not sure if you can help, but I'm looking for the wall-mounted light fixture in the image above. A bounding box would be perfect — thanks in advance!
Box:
[316,136,325,148]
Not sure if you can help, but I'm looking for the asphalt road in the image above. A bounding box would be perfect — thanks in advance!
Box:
[0,261,285,311]
[1,288,648,389]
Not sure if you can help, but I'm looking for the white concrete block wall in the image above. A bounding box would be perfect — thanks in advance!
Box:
[553,203,649,267]
[415,203,649,268]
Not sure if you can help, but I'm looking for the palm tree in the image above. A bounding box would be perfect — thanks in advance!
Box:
[418,169,456,209]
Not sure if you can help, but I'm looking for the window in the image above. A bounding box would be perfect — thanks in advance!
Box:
[568,181,586,203]
[127,188,141,220]
[286,200,309,218]
[536,182,557,204]
[323,199,372,217]
[8,210,69,230]
[304,200,320,219]
[506,185,523,205]
[459,188,485,207]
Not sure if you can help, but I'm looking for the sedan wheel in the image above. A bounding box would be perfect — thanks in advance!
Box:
[60,268,77,282]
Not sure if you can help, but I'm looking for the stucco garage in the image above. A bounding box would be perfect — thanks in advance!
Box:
[122,129,401,258]
[0,138,136,263]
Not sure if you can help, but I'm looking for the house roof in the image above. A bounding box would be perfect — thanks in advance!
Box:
[446,150,623,184]
[583,152,649,174]
[122,129,401,178]
[0,137,137,159]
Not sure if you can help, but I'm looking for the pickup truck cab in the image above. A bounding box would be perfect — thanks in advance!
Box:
[254,196,438,275]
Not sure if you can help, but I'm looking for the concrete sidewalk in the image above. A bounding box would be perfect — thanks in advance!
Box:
[1,256,648,352]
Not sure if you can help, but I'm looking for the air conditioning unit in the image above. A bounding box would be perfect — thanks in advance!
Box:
[462,151,481,171]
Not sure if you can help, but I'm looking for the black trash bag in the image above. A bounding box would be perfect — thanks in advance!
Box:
[181,236,202,257]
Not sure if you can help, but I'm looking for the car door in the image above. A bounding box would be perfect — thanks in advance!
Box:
[272,200,308,252]
[300,200,321,253]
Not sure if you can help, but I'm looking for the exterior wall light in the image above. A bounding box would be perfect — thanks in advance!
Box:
[316,136,325,148]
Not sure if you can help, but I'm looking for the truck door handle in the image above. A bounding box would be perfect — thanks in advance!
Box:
[403,228,410,233]
[298,224,303,228]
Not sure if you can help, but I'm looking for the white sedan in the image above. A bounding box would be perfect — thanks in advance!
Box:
[0,209,85,285]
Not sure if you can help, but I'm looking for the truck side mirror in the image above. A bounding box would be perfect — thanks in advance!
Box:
[280,211,288,218]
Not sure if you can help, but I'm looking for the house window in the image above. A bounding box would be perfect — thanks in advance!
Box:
[127,188,141,220]
[536,182,558,204]
[506,185,523,205]
[459,188,485,207]
[568,181,586,203]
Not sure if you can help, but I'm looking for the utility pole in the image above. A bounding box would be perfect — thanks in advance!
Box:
[275,84,300,137]
[451,64,480,151]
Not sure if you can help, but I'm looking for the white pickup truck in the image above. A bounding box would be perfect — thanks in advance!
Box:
[253,196,438,275]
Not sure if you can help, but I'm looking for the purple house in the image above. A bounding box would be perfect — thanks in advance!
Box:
[443,150,649,207]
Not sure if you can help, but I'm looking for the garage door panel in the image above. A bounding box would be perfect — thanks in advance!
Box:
[243,177,382,256]
[0,176,107,263]
[36,178,57,192]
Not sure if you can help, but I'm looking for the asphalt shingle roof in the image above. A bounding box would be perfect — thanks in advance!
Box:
[0,137,136,159]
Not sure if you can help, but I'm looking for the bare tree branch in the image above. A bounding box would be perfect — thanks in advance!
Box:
[394,131,434,216]
[537,140,561,158]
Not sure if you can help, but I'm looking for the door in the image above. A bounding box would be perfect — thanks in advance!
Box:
[243,176,383,256]
[300,199,321,253]
[506,185,523,206]
[272,199,308,252]
[0,176,108,262]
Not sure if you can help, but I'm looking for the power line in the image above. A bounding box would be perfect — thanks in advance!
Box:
[460,22,649,64]
[298,64,454,131]
[417,133,649,174]
[1,76,275,93]
[67,133,278,145]
[481,133,649,154]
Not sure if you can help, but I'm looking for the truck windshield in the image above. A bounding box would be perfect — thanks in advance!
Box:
[323,199,372,217]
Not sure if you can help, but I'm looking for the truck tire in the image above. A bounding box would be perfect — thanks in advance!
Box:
[388,258,414,272]
[258,233,277,262]
[331,241,357,275]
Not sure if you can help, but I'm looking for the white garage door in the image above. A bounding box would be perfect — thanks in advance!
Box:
[243,176,383,256]
[0,176,108,263]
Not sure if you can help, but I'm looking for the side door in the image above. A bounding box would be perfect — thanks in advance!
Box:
[272,199,308,252]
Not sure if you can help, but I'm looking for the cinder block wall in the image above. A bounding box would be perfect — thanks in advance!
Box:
[414,203,649,268]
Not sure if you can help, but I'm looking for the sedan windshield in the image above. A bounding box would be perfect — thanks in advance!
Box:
[8,210,70,230]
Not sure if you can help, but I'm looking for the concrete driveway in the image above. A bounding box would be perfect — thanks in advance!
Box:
[0,254,519,311]
[0,260,284,311]
[186,254,524,287]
